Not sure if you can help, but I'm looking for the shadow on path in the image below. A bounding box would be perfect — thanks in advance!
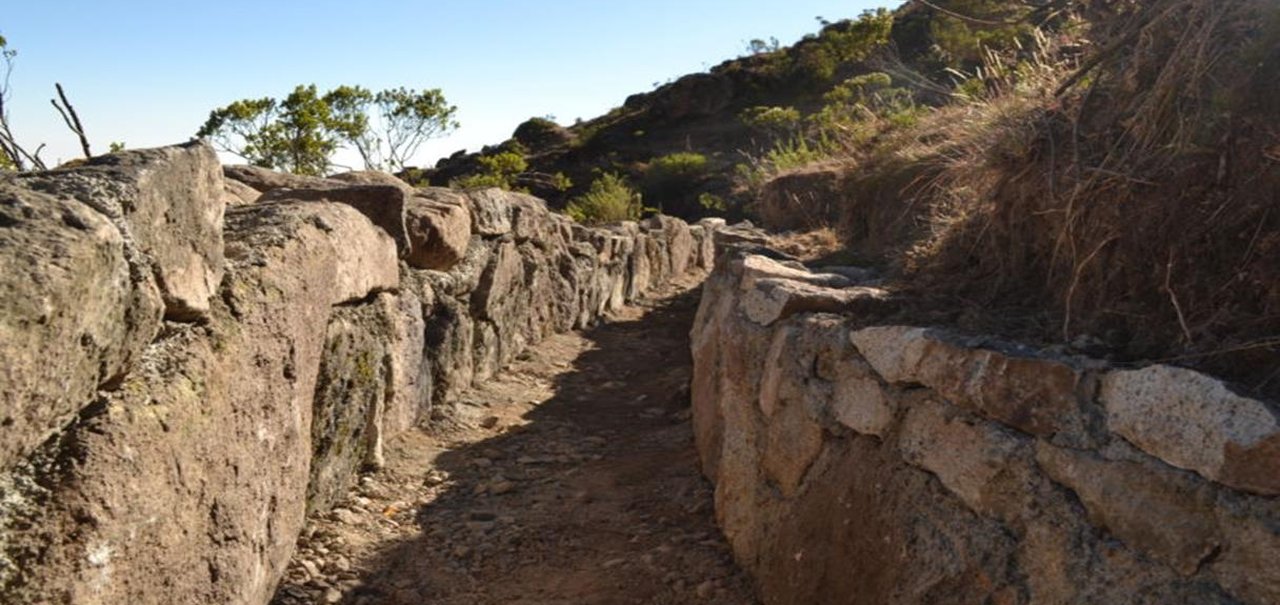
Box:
[328,282,757,605]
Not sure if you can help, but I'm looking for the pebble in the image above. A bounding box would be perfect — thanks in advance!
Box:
[299,559,321,579]
[696,580,715,599]
[424,470,448,486]
[480,415,500,428]
[331,508,361,525]
[323,587,343,603]
[490,480,515,495]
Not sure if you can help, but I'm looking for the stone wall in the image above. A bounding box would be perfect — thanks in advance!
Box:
[691,230,1280,605]
[0,143,716,605]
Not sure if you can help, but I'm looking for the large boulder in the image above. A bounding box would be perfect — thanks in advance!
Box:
[21,142,225,320]
[0,184,163,472]
[1,201,398,605]
[260,184,472,272]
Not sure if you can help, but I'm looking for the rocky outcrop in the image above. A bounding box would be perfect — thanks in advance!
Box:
[691,234,1280,605]
[0,145,713,605]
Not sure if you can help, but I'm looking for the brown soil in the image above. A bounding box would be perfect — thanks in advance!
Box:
[271,276,756,605]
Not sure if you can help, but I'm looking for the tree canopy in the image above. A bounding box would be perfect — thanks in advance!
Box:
[196,84,457,175]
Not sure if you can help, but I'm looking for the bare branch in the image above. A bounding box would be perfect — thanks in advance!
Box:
[52,83,92,159]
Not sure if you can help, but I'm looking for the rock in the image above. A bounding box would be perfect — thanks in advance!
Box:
[850,326,1092,443]
[695,580,715,599]
[327,170,415,190]
[466,188,515,236]
[323,587,343,603]
[300,559,322,579]
[1035,443,1219,576]
[1101,364,1280,495]
[22,141,225,320]
[0,184,162,471]
[490,480,515,495]
[223,164,340,193]
[404,188,471,270]
[332,508,362,525]
[898,397,1035,522]
[650,72,734,121]
[224,201,399,306]
[223,176,261,205]
[307,303,394,515]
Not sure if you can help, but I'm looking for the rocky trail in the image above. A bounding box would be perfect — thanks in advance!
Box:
[272,274,756,605]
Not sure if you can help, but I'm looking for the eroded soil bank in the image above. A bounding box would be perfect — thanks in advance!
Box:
[272,274,756,605]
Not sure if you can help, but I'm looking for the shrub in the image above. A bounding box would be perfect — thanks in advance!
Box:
[565,173,642,225]
[451,150,527,190]
[740,106,802,139]
[644,152,707,189]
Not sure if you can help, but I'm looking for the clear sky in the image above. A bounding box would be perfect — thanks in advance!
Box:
[5,1,894,169]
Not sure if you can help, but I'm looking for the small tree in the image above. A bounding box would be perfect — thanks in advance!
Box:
[350,87,458,172]
[0,34,39,171]
[197,84,457,175]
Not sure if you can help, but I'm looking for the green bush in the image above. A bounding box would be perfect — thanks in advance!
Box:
[645,152,707,185]
[740,106,802,139]
[451,150,528,190]
[565,173,642,225]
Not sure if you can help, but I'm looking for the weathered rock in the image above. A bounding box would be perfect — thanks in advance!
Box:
[692,239,1280,605]
[0,184,162,471]
[466,187,515,236]
[308,303,393,513]
[224,177,261,205]
[1035,443,1220,576]
[327,170,414,190]
[851,326,1093,443]
[1,200,398,605]
[756,165,844,231]
[377,286,430,438]
[22,141,225,320]
[224,164,340,193]
[1101,364,1280,496]
[0,143,714,605]
[405,188,471,270]
[898,397,1036,522]
[645,214,695,276]
[224,201,399,306]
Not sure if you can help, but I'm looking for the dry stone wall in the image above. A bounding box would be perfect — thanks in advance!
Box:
[0,142,715,605]
[691,228,1280,605]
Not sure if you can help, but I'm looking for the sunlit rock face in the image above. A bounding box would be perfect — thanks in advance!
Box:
[0,146,717,605]
[691,232,1280,605]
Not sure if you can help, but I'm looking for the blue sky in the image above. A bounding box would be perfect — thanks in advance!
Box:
[5,1,893,168]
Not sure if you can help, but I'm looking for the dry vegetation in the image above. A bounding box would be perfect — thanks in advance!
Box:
[813,0,1280,394]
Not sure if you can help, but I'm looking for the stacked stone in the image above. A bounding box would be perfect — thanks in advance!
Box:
[0,143,715,605]
[690,231,1280,605]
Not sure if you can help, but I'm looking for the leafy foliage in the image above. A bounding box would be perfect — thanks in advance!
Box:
[739,106,802,140]
[928,0,1034,67]
[451,149,528,190]
[565,172,642,225]
[772,9,895,86]
[197,85,456,175]
[350,87,458,172]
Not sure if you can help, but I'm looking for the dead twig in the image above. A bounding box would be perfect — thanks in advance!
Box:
[1164,251,1194,344]
[51,83,91,159]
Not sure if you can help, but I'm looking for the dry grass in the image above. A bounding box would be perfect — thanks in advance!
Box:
[770,227,844,261]
[901,0,1280,393]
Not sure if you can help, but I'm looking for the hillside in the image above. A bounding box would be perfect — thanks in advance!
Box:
[427,0,1280,397]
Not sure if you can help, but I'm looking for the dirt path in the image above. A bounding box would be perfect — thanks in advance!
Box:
[272,276,757,605]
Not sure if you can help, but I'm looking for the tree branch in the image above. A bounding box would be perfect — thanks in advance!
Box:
[51,83,92,159]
